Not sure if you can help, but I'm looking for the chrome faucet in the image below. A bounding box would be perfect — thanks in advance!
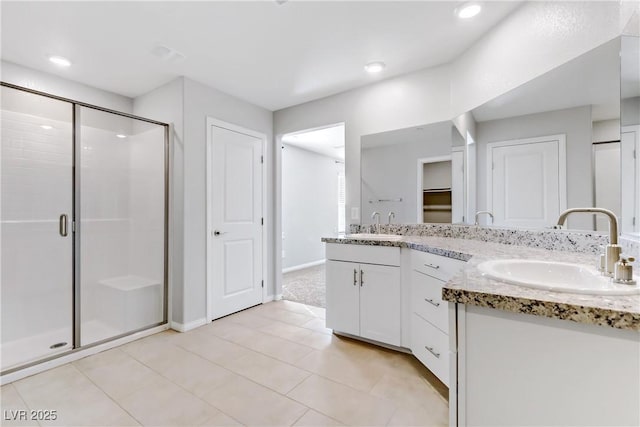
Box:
[388,211,395,225]
[474,211,494,226]
[371,211,381,234]
[556,208,621,276]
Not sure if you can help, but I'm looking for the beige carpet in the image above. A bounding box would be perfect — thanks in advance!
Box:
[282,264,326,308]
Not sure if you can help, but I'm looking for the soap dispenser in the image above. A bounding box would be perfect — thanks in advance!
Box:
[613,256,636,285]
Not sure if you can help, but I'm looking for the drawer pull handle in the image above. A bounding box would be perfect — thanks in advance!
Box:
[424,263,440,270]
[424,298,440,307]
[353,269,357,286]
[425,346,440,358]
[360,270,364,287]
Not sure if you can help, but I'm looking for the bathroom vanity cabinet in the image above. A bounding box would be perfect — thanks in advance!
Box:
[410,250,464,386]
[325,244,401,346]
[449,304,640,426]
[325,241,465,385]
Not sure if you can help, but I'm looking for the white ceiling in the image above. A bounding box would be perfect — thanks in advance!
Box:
[282,124,345,160]
[0,1,522,111]
[472,37,621,122]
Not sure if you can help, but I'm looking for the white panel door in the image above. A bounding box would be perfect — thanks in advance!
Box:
[594,142,621,232]
[489,136,565,228]
[209,124,263,320]
[359,264,401,346]
[325,260,360,336]
[621,126,639,235]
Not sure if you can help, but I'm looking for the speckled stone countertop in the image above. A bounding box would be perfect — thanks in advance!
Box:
[322,235,640,331]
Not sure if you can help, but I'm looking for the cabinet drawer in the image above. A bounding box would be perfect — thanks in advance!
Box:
[411,270,448,334]
[326,243,400,266]
[411,250,464,281]
[411,313,449,386]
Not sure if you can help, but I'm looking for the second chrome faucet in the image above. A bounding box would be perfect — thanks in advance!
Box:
[371,211,395,234]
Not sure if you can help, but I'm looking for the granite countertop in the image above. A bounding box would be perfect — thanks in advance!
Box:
[322,235,640,331]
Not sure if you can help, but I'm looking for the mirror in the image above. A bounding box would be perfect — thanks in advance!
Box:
[361,37,626,231]
[620,35,640,237]
[469,37,621,231]
[360,121,465,224]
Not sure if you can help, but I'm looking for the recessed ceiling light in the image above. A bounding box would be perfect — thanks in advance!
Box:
[456,2,482,19]
[116,134,127,139]
[40,125,53,130]
[49,56,72,67]
[364,62,386,74]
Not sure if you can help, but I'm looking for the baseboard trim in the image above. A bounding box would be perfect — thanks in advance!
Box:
[263,293,283,303]
[282,259,325,274]
[170,318,208,332]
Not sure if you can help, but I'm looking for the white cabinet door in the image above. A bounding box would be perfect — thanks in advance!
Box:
[488,135,565,228]
[326,260,360,336]
[359,264,401,346]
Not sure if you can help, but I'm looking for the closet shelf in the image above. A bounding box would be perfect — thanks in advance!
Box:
[423,188,451,193]
[423,205,453,211]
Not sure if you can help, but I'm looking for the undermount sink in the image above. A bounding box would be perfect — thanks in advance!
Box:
[346,233,404,242]
[477,259,640,295]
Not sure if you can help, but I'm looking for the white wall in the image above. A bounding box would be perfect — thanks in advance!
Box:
[1,60,132,113]
[274,65,452,225]
[135,77,273,325]
[361,124,452,223]
[593,119,621,142]
[282,144,339,270]
[133,78,184,324]
[622,96,640,126]
[182,78,273,324]
[475,106,593,230]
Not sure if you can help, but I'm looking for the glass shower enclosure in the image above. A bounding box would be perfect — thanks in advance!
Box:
[0,83,168,373]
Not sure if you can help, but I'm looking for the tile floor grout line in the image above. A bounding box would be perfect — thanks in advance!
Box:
[284,373,401,427]
[221,312,335,352]
[189,317,401,409]
[118,342,245,426]
[289,407,310,426]
[70,361,145,427]
[196,323,316,365]
[158,334,314,413]
[205,310,449,405]
[8,383,43,427]
[385,405,401,427]
[204,317,420,398]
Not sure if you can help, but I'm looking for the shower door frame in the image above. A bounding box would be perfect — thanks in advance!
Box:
[0,82,170,375]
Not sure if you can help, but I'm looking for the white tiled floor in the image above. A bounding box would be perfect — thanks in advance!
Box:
[1,300,448,426]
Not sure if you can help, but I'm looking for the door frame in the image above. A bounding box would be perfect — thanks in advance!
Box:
[205,117,268,322]
[486,134,567,226]
[416,155,452,223]
[275,122,346,300]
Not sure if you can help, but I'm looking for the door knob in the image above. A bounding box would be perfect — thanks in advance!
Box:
[213,230,226,236]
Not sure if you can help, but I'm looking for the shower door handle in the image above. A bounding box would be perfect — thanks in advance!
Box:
[59,214,68,237]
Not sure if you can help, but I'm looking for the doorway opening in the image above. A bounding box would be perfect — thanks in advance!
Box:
[280,123,345,308]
